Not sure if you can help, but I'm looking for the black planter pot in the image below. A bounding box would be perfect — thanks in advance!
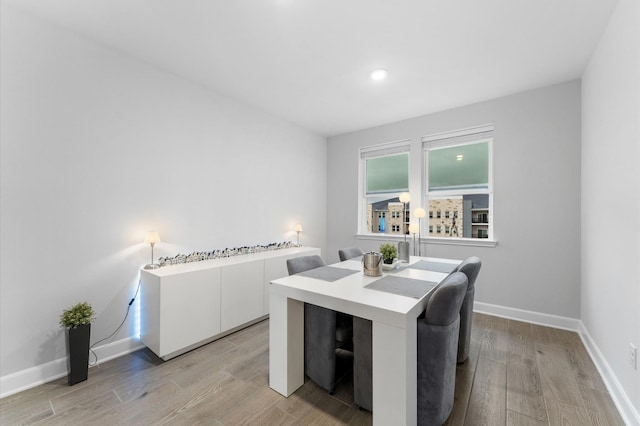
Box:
[66,324,90,385]
[383,258,394,264]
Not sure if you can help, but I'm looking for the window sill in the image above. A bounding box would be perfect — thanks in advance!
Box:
[355,234,497,248]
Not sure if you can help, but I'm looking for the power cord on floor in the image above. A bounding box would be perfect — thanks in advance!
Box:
[89,277,142,366]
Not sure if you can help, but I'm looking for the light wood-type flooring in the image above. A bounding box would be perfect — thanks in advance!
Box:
[0,313,625,425]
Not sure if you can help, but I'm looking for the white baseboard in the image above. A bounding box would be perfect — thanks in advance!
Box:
[579,323,640,426]
[0,336,144,399]
[474,301,639,426]
[474,301,581,331]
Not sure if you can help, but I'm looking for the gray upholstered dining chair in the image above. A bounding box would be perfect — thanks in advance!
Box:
[451,256,481,364]
[417,272,467,426]
[286,255,353,394]
[286,255,326,276]
[352,272,468,421]
[338,247,364,262]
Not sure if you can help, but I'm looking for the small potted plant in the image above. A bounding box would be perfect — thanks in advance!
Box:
[60,302,95,385]
[379,243,398,264]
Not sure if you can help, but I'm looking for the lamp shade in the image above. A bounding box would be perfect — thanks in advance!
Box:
[399,192,411,203]
[413,208,426,219]
[294,224,303,233]
[409,223,419,234]
[144,231,161,245]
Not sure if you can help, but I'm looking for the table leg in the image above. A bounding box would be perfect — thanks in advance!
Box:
[269,293,304,396]
[372,319,418,426]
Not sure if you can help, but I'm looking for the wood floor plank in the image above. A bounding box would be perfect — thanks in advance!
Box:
[465,356,507,426]
[226,319,270,347]
[505,318,548,423]
[239,405,298,426]
[531,323,580,349]
[38,388,121,426]
[215,385,286,425]
[544,396,600,425]
[479,314,509,364]
[506,356,547,423]
[340,405,373,426]
[169,344,243,390]
[0,397,53,425]
[562,342,609,393]
[578,386,626,425]
[535,343,585,408]
[144,372,249,425]
[507,319,536,359]
[276,378,327,420]
[73,379,183,425]
[297,389,351,425]
[225,344,270,384]
[506,409,547,425]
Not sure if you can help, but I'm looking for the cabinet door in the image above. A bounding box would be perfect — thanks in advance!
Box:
[160,268,221,357]
[220,260,264,331]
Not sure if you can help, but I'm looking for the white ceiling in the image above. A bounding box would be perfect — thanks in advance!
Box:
[4,0,618,137]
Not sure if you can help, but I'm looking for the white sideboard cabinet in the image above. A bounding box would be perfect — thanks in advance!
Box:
[140,246,319,360]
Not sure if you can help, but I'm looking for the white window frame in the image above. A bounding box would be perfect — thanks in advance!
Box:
[358,140,411,235]
[422,124,495,243]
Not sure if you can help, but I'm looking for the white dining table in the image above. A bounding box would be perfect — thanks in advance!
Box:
[268,255,461,426]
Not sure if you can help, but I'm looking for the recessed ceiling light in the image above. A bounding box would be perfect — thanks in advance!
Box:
[456,155,464,161]
[370,69,388,81]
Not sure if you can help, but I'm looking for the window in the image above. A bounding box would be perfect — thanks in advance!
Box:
[423,125,493,240]
[359,141,410,234]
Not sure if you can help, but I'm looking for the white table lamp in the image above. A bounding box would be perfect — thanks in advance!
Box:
[144,231,161,269]
[294,224,303,246]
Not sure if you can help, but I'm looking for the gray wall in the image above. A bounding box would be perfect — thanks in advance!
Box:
[0,6,327,380]
[328,80,582,318]
[581,0,640,415]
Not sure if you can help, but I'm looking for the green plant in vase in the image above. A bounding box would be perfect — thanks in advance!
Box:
[60,302,95,385]
[379,243,397,264]
[60,302,95,328]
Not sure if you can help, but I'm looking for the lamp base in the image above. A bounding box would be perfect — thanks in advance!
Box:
[144,263,160,270]
[397,241,410,262]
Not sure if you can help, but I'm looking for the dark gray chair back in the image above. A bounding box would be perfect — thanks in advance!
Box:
[424,272,467,326]
[418,272,467,426]
[287,255,325,275]
[453,256,481,363]
[456,256,481,289]
[424,272,468,325]
[338,247,364,261]
[353,316,372,411]
[287,254,353,394]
